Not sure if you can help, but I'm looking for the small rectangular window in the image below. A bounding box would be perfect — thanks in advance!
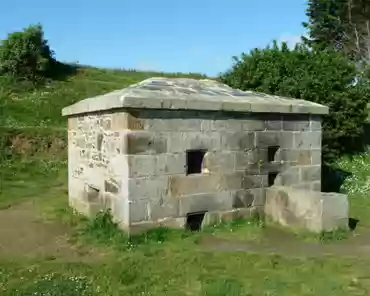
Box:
[268,172,278,187]
[186,149,206,175]
[267,146,280,162]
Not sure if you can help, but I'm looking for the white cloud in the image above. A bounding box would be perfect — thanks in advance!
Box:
[135,61,158,72]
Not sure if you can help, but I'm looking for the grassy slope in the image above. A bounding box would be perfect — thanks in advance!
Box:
[1,67,207,128]
[2,67,370,295]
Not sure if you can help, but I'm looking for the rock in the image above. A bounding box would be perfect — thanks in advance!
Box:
[265,186,348,232]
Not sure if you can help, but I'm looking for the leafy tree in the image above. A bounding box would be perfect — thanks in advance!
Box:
[0,24,54,81]
[219,42,369,164]
[304,0,370,63]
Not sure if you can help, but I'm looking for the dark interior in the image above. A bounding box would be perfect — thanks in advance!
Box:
[186,149,206,175]
[267,146,280,162]
[268,172,278,186]
[186,212,206,231]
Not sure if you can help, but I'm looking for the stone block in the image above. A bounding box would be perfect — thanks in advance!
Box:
[282,115,310,131]
[294,132,322,150]
[178,191,233,216]
[130,199,149,223]
[211,118,242,131]
[202,151,235,173]
[296,150,312,165]
[256,131,294,149]
[311,150,321,165]
[265,186,349,232]
[232,188,265,208]
[148,198,179,220]
[242,120,265,131]
[168,174,218,197]
[110,112,128,130]
[301,165,321,182]
[216,172,244,191]
[104,178,120,194]
[234,149,267,170]
[280,167,300,185]
[310,116,322,131]
[280,132,295,149]
[311,180,322,191]
[255,131,280,148]
[202,208,254,227]
[128,155,157,178]
[221,131,255,151]
[156,153,187,175]
[68,117,78,130]
[265,115,283,131]
[129,176,169,200]
[168,132,221,153]
[126,131,167,154]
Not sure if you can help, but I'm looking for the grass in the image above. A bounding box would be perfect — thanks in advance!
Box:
[1,151,370,295]
[0,66,208,129]
[3,66,370,295]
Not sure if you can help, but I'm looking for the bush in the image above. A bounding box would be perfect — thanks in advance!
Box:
[0,24,54,81]
[219,42,370,164]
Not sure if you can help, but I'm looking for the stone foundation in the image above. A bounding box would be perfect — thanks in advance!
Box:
[62,77,329,234]
[66,109,323,232]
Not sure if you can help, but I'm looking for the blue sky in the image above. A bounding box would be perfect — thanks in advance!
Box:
[0,0,308,76]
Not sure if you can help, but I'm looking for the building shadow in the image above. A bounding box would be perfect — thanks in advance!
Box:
[321,165,352,193]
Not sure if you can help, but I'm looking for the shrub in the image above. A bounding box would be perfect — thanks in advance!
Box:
[219,42,370,164]
[0,24,54,81]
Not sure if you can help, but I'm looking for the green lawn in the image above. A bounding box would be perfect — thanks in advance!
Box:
[2,67,370,295]
[0,150,370,296]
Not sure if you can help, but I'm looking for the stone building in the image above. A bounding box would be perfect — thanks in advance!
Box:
[62,77,331,234]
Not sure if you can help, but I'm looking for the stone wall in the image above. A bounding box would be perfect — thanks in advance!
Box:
[67,108,323,232]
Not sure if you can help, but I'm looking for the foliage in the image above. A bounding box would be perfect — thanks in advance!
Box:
[303,0,370,63]
[0,24,54,81]
[337,149,370,198]
[4,273,94,296]
[219,42,370,163]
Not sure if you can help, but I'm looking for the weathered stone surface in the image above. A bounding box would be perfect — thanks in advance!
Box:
[300,165,321,182]
[178,192,233,216]
[283,115,310,131]
[148,198,179,220]
[265,186,348,232]
[130,199,149,222]
[232,188,265,208]
[294,132,322,150]
[62,77,329,116]
[202,151,235,173]
[126,131,167,154]
[221,131,255,151]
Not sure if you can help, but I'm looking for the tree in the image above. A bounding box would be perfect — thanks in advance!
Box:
[304,0,370,63]
[219,42,370,164]
[0,24,54,81]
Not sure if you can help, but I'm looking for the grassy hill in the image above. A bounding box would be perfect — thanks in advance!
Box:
[1,66,208,129]
[3,66,370,295]
[0,66,208,160]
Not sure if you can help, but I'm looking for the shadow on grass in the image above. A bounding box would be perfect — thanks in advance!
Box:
[349,218,360,231]
[47,61,79,81]
[322,165,352,193]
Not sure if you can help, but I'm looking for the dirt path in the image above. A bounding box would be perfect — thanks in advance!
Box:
[2,200,370,261]
[201,226,370,259]
[0,201,103,261]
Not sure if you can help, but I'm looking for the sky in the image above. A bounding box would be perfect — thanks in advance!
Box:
[0,0,309,77]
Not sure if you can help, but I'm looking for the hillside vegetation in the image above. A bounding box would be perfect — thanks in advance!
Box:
[3,22,370,296]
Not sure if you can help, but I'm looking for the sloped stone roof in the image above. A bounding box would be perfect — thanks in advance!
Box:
[62,77,329,116]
